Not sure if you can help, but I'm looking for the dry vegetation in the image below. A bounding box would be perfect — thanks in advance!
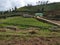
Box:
[0,36,60,45]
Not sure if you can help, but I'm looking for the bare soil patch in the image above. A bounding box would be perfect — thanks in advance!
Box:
[0,37,60,45]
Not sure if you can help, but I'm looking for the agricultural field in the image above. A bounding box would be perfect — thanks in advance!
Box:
[0,16,60,45]
[0,16,54,29]
[0,16,60,36]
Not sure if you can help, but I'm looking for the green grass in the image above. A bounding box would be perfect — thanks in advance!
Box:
[0,16,54,29]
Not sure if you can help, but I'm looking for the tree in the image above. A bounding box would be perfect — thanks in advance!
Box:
[12,6,17,12]
[36,1,41,5]
[46,1,49,5]
[15,6,17,11]
[27,4,33,7]
[36,1,49,12]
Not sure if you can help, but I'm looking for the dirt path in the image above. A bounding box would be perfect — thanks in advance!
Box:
[51,20,60,24]
[36,16,60,27]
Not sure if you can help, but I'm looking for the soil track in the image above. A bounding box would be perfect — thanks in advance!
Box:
[51,20,60,24]
[36,17,60,26]
[0,37,60,45]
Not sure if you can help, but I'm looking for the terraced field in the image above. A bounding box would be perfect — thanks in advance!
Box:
[0,16,60,45]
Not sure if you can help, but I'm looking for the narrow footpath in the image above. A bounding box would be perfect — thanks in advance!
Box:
[36,16,60,27]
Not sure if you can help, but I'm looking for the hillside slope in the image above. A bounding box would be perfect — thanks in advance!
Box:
[17,2,60,11]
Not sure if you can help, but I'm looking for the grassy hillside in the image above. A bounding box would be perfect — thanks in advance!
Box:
[0,2,60,45]
[0,17,60,45]
[17,2,60,11]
